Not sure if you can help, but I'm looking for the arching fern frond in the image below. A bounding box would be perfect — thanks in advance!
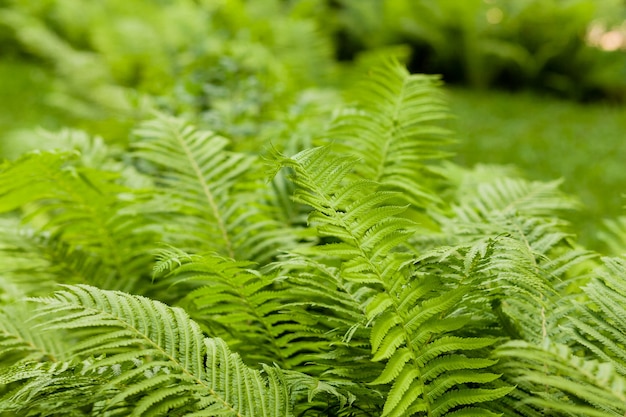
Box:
[0,216,60,301]
[598,215,626,255]
[273,146,416,284]
[0,304,69,366]
[132,116,250,258]
[2,285,295,416]
[445,175,578,239]
[132,115,297,264]
[568,257,626,376]
[267,253,386,415]
[0,360,107,417]
[431,169,596,343]
[273,147,511,416]
[325,57,454,207]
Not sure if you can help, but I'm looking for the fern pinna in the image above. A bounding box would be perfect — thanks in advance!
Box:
[2,57,626,416]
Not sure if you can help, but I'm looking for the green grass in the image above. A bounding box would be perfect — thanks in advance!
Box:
[448,87,626,250]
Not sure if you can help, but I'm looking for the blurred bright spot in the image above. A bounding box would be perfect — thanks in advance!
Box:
[600,31,624,51]
[486,8,503,24]
[587,21,626,51]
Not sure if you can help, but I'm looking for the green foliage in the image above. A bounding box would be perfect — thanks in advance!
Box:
[1,285,295,416]
[325,58,453,207]
[331,0,626,99]
[0,0,339,154]
[1,30,626,417]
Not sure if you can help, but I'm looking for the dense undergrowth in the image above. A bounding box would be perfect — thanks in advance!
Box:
[1,1,626,416]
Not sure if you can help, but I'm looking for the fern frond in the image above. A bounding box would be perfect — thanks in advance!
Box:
[0,216,61,301]
[0,150,155,293]
[326,57,453,207]
[274,146,416,284]
[132,115,298,264]
[271,253,386,410]
[274,146,510,416]
[431,170,597,343]
[0,360,107,417]
[3,285,295,416]
[153,249,312,369]
[568,257,626,376]
[598,215,626,255]
[0,304,69,366]
[132,116,250,257]
[445,175,578,240]
[496,340,626,416]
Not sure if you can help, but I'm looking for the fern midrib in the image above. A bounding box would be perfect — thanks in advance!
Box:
[509,216,548,337]
[373,74,409,184]
[173,129,235,259]
[301,167,433,415]
[75,304,244,416]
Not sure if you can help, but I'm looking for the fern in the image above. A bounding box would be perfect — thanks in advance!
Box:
[598,215,626,255]
[430,169,599,344]
[0,304,69,365]
[273,146,511,416]
[568,257,626,376]
[132,115,297,264]
[496,340,626,416]
[1,285,297,416]
[153,248,312,370]
[2,25,626,417]
[325,57,453,208]
[0,148,155,293]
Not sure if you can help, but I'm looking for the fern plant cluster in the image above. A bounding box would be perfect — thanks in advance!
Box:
[1,53,626,417]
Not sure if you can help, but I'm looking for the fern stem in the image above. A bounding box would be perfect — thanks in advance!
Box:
[374,72,407,184]
[173,128,235,259]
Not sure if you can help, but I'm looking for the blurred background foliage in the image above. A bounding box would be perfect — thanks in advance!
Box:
[0,0,625,250]
[332,0,626,99]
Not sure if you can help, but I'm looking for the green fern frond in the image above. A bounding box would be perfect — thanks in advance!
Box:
[0,216,60,301]
[568,257,626,376]
[0,150,155,293]
[496,340,626,416]
[274,146,416,284]
[0,360,108,417]
[430,171,597,344]
[598,216,626,255]
[153,249,311,369]
[445,176,578,239]
[0,304,69,366]
[132,115,297,264]
[274,146,510,416]
[132,116,251,257]
[326,57,453,207]
[2,284,295,416]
